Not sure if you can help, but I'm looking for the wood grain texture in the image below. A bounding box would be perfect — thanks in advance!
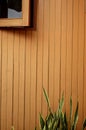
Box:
[0,0,85,129]
[65,0,73,116]
[42,0,49,118]
[1,30,8,130]
[13,30,20,130]
[18,30,25,130]
[72,0,78,116]
[84,15,86,119]
[54,0,61,111]
[7,30,14,130]
[48,0,55,111]
[60,0,67,109]
[36,0,43,127]
[25,31,31,130]
[30,31,37,130]
[77,0,84,129]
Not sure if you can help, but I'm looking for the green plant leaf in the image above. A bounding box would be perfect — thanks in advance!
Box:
[57,93,64,116]
[70,96,72,121]
[37,89,86,130]
[40,114,45,129]
[52,113,60,129]
[60,112,65,130]
[72,102,79,130]
[64,112,68,130]
[43,88,51,112]
[46,113,53,129]
[53,119,60,130]
[82,119,86,130]
[43,125,47,130]
[70,96,72,129]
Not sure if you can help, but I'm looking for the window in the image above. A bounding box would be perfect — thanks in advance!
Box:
[0,0,32,27]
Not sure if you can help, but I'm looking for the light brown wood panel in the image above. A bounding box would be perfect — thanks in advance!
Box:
[7,30,14,130]
[54,0,61,110]
[48,0,55,110]
[30,31,37,130]
[1,30,8,130]
[13,30,20,130]
[72,0,78,115]
[42,0,49,117]
[77,0,84,129]
[84,15,86,119]
[36,0,43,127]
[85,0,86,13]
[18,31,25,130]
[65,0,73,116]
[25,31,31,130]
[60,0,67,108]
[0,0,85,129]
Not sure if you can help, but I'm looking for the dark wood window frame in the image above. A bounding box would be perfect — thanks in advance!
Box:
[0,0,32,27]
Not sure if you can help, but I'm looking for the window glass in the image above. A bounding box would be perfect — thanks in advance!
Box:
[0,0,22,18]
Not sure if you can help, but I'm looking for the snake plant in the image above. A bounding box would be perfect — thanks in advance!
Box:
[11,88,86,130]
[38,88,86,130]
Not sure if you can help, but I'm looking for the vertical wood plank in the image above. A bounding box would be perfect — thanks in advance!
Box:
[1,30,8,130]
[72,0,78,115]
[25,31,31,130]
[30,31,37,130]
[13,30,20,130]
[65,0,73,115]
[18,31,25,130]
[42,0,49,117]
[60,0,67,105]
[85,0,86,13]
[48,0,55,110]
[7,30,14,130]
[54,0,61,111]
[84,15,86,119]
[36,0,43,127]
[77,0,84,129]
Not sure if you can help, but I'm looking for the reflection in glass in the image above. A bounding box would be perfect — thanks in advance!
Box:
[0,0,22,18]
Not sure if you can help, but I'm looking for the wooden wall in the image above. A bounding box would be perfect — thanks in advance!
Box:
[0,0,86,130]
